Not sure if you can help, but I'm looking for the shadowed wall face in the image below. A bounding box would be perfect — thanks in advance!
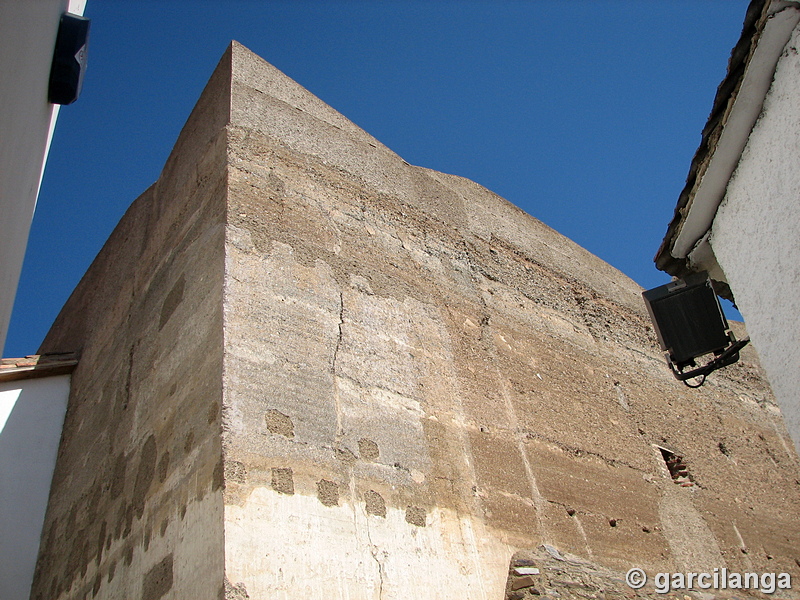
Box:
[28,48,232,600]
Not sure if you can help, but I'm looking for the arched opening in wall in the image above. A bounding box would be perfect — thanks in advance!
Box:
[655,445,694,487]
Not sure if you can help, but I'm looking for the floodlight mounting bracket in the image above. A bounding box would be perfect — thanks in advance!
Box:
[667,335,750,388]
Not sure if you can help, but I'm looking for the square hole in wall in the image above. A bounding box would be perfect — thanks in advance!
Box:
[656,446,694,487]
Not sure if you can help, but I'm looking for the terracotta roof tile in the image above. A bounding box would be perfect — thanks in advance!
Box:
[0,352,79,382]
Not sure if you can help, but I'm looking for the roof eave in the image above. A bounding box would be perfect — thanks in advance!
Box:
[0,352,79,383]
[655,0,800,279]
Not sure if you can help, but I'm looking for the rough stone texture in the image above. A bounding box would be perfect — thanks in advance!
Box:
[224,578,250,600]
[264,408,294,438]
[364,490,387,517]
[220,42,800,599]
[31,42,800,600]
[316,479,340,507]
[358,437,380,461]
[270,467,294,495]
[504,546,786,600]
[405,505,427,527]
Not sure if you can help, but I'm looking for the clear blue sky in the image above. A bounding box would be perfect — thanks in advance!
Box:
[4,0,751,358]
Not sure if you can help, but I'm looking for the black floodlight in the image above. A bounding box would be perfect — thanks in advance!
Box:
[48,12,90,105]
[642,272,749,387]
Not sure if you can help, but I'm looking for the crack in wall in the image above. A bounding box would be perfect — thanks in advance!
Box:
[365,522,385,600]
[346,471,385,600]
[521,430,652,476]
[332,290,345,445]
[123,343,135,411]
[331,290,344,375]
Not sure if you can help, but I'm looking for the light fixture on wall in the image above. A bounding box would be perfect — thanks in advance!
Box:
[642,272,749,387]
[48,12,90,105]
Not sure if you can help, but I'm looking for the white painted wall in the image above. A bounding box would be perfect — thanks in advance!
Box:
[0,0,86,353]
[710,23,800,453]
[0,374,71,600]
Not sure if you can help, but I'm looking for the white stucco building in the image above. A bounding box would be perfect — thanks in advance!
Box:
[0,2,87,598]
[656,0,800,452]
[0,355,77,600]
[0,0,87,353]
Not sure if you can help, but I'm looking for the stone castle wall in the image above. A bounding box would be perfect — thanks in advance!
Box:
[220,44,800,600]
[29,43,800,600]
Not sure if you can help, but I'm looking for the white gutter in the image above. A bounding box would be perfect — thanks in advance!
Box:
[672,1,800,259]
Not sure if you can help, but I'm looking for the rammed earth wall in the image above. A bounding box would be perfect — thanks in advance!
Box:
[31,42,800,600]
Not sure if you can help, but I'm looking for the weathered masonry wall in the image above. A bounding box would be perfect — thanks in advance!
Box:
[711,22,800,455]
[221,44,800,599]
[30,42,800,600]
[28,47,234,600]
